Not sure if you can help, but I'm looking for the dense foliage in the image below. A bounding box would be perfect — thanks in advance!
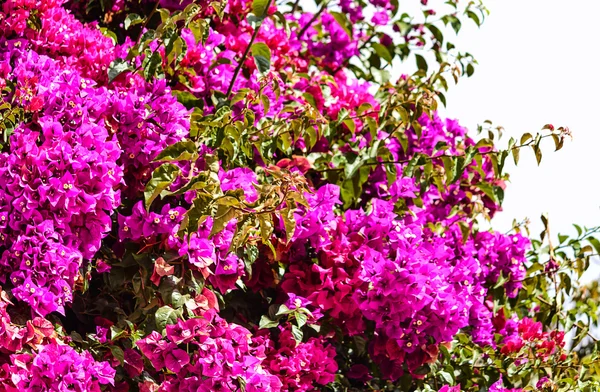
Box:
[0,0,599,390]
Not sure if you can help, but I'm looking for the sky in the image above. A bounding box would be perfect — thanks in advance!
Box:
[437,0,600,252]
[318,0,600,276]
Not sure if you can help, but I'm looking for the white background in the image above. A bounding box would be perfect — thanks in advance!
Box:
[440,0,600,244]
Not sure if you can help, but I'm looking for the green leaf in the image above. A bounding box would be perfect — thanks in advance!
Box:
[330,11,353,38]
[155,306,181,330]
[494,271,508,289]
[551,133,564,151]
[466,63,475,77]
[100,27,118,45]
[589,237,600,255]
[520,132,533,145]
[397,106,410,125]
[124,13,143,30]
[260,94,271,114]
[210,204,238,237]
[438,370,453,384]
[259,315,280,329]
[302,92,318,109]
[449,16,462,33]
[296,312,308,328]
[512,147,520,165]
[371,43,393,64]
[110,346,125,364]
[251,43,271,74]
[353,335,367,356]
[143,50,163,80]
[343,118,356,134]
[236,376,247,392]
[154,140,198,162]
[438,92,447,107]
[291,324,303,342]
[275,304,293,316]
[144,164,181,210]
[477,182,498,204]
[108,59,131,83]
[467,10,481,26]
[252,0,269,18]
[159,275,183,307]
[280,205,296,243]
[344,154,363,179]
[427,24,444,44]
[441,156,455,183]
[257,214,274,247]
[458,221,471,243]
[533,145,542,165]
[415,54,428,73]
[173,91,203,110]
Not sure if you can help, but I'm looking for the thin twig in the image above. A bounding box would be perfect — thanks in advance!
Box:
[291,0,301,14]
[226,0,273,98]
[537,296,598,342]
[138,0,160,41]
[297,0,329,38]
[314,134,553,173]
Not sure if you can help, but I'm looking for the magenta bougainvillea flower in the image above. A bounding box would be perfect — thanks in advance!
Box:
[0,0,579,390]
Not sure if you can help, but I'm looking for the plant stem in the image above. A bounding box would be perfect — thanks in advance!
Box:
[138,0,160,41]
[315,134,553,173]
[291,0,301,13]
[226,0,273,98]
[297,0,330,38]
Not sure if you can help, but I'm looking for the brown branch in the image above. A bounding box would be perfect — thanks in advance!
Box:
[536,296,598,342]
[314,134,553,173]
[297,0,329,38]
[291,0,301,13]
[226,0,273,98]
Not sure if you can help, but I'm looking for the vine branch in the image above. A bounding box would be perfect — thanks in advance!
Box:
[226,0,273,98]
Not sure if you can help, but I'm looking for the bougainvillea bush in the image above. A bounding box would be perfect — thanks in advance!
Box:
[1,0,600,390]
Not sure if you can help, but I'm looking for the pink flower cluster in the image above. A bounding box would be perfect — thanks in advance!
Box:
[498,316,566,363]
[136,310,337,391]
[277,114,531,378]
[0,47,122,315]
[1,0,115,82]
[474,231,529,298]
[281,186,493,378]
[0,0,552,389]
[260,326,338,391]
[1,341,115,391]
[106,76,190,196]
[0,292,114,390]
[117,164,260,288]
[118,192,248,292]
